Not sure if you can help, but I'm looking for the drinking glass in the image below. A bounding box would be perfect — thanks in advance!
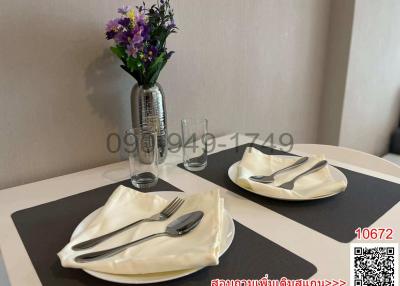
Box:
[181,118,208,171]
[127,127,158,188]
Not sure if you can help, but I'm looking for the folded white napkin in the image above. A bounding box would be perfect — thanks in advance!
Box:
[236,147,347,199]
[58,186,224,275]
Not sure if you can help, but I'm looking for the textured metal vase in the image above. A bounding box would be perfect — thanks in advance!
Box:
[131,83,168,163]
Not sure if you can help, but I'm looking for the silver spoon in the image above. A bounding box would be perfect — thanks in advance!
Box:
[74,211,204,263]
[72,197,185,250]
[278,160,328,190]
[249,157,309,184]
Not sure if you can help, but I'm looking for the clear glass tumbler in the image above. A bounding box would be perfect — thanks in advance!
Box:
[181,118,208,171]
[127,127,159,189]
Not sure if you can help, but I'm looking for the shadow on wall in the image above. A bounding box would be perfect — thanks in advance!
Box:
[389,90,400,154]
[85,49,134,160]
[391,89,400,129]
[397,89,400,118]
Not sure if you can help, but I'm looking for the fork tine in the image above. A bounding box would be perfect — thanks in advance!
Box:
[164,198,185,217]
[163,198,182,216]
[164,199,184,217]
[161,197,180,215]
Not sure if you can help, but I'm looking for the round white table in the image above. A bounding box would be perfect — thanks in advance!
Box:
[0,133,399,285]
[295,143,400,178]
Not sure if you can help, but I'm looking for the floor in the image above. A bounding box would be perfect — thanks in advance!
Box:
[0,253,10,286]
[383,153,400,166]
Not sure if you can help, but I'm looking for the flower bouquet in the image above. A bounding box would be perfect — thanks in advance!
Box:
[105,1,177,88]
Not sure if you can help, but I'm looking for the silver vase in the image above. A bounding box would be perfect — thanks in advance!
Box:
[131,83,168,163]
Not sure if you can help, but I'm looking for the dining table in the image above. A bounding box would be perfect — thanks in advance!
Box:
[0,133,399,286]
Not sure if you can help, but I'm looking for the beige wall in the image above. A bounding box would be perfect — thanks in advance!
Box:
[318,0,355,145]
[163,0,330,140]
[0,0,331,190]
[338,0,400,155]
[317,0,400,155]
[0,1,132,190]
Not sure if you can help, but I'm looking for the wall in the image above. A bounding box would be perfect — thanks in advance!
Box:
[0,1,132,190]
[0,0,331,189]
[163,0,330,141]
[338,0,400,155]
[318,0,355,145]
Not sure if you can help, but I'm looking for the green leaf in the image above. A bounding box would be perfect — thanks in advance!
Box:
[126,56,142,72]
[121,65,143,85]
[147,52,166,75]
[121,56,143,82]
[146,52,167,87]
[110,46,126,60]
[149,58,167,86]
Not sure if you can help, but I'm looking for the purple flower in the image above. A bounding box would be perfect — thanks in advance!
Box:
[105,30,117,40]
[127,42,139,57]
[117,5,131,15]
[142,46,159,63]
[168,18,176,30]
[106,0,177,85]
[114,31,129,45]
[105,18,120,32]
[167,23,176,30]
[141,25,150,40]
[132,32,144,45]
[136,13,147,25]
[118,17,131,28]
[149,46,158,56]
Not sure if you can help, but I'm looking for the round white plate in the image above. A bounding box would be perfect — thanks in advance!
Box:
[70,191,235,284]
[228,156,348,201]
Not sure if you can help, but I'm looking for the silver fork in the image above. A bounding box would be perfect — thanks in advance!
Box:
[249,157,309,184]
[72,197,185,250]
[278,160,328,190]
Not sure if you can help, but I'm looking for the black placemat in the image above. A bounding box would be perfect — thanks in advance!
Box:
[12,178,316,286]
[178,144,400,243]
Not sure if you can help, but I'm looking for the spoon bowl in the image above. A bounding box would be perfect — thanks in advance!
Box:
[166,211,204,236]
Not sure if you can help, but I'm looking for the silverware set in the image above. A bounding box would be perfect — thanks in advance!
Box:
[250,157,328,190]
[72,196,192,263]
[72,156,329,263]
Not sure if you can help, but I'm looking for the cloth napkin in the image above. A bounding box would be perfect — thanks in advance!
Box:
[58,186,224,275]
[236,147,347,199]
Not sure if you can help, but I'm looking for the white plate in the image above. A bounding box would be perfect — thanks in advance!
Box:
[70,191,235,284]
[228,156,348,201]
